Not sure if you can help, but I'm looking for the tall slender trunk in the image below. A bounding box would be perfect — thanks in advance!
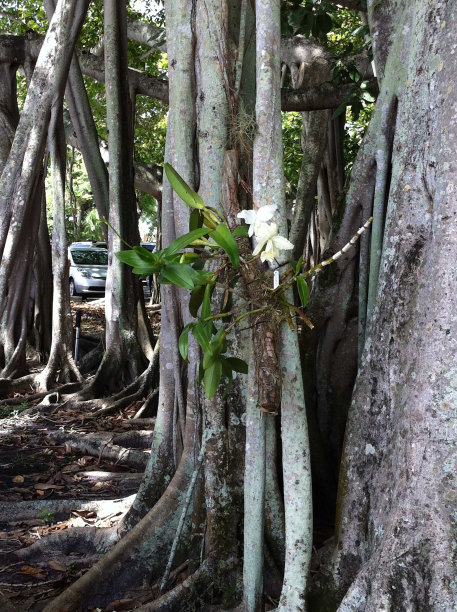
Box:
[35,101,81,390]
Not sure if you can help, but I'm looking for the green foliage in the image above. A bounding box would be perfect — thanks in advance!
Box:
[119,164,250,398]
[37,508,56,525]
[281,0,336,40]
[281,4,376,189]
[344,101,374,174]
[296,276,310,308]
[282,112,303,196]
[0,400,28,418]
[209,225,240,269]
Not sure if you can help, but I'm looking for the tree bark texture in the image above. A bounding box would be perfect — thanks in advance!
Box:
[35,100,82,390]
[311,1,457,609]
[0,0,89,378]
[84,0,148,396]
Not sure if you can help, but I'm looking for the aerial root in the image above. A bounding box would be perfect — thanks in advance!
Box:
[0,494,136,525]
[43,422,198,611]
[47,430,149,470]
[0,525,119,568]
[0,376,82,402]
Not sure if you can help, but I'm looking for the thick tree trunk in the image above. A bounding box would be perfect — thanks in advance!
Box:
[82,0,148,397]
[311,1,457,609]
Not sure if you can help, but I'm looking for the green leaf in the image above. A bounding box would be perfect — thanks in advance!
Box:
[201,284,212,320]
[295,256,303,276]
[296,276,309,308]
[233,225,249,238]
[224,357,248,374]
[203,349,217,370]
[164,163,205,209]
[209,224,240,268]
[204,359,222,398]
[193,322,212,354]
[210,327,225,351]
[189,208,203,232]
[189,268,213,286]
[116,247,161,275]
[163,228,209,257]
[189,285,206,318]
[160,263,195,290]
[179,323,194,362]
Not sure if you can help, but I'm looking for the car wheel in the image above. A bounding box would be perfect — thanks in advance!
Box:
[69,279,77,297]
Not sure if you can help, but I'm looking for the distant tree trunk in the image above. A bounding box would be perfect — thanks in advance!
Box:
[45,0,110,234]
[0,40,19,170]
[311,1,457,609]
[0,0,90,379]
[79,0,149,397]
[31,189,53,362]
[0,38,21,370]
[35,102,82,390]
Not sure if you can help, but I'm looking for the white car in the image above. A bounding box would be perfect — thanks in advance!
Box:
[68,246,108,297]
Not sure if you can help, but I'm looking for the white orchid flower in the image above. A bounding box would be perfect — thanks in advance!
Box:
[237,205,277,237]
[252,222,294,262]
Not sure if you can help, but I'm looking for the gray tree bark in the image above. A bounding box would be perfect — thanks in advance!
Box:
[35,102,82,390]
[81,0,148,396]
[311,1,457,609]
[0,0,90,378]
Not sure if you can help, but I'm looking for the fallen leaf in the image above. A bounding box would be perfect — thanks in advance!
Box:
[91,482,106,491]
[12,475,24,484]
[48,560,66,572]
[36,490,45,496]
[20,565,47,576]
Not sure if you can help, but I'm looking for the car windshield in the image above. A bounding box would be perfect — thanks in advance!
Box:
[71,250,108,265]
